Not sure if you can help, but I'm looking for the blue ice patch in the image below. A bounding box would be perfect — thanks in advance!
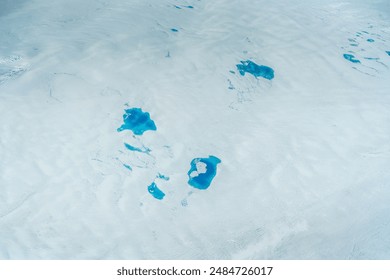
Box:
[236,60,274,80]
[117,108,156,135]
[124,142,151,153]
[367,39,375,42]
[343,54,361,64]
[386,51,390,56]
[187,155,221,190]
[148,182,165,200]
[171,28,178,32]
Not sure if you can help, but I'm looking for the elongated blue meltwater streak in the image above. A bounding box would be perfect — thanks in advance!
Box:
[124,143,151,154]
[123,164,132,171]
[157,173,169,181]
[343,54,361,63]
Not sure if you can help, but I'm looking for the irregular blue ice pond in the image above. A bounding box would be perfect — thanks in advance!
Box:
[343,54,361,64]
[117,108,156,135]
[148,182,165,200]
[187,155,221,190]
[367,39,375,42]
[236,60,274,80]
[386,51,390,56]
[171,28,178,32]
[124,142,151,153]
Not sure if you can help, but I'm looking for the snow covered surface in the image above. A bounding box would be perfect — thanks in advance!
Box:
[0,0,390,259]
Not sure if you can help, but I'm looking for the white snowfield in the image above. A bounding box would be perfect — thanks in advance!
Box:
[0,0,390,259]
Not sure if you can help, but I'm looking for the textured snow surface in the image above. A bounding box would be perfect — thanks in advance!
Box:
[1,0,390,259]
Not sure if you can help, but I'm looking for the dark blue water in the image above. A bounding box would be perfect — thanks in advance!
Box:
[367,39,375,42]
[171,28,178,32]
[187,155,221,190]
[343,54,361,64]
[386,51,390,56]
[117,108,156,135]
[148,182,165,200]
[236,60,274,80]
[124,142,151,154]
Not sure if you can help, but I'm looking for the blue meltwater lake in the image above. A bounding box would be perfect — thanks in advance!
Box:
[117,108,156,135]
[187,156,221,190]
[236,60,274,80]
[148,182,165,200]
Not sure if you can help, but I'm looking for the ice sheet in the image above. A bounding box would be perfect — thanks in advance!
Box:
[0,0,390,259]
